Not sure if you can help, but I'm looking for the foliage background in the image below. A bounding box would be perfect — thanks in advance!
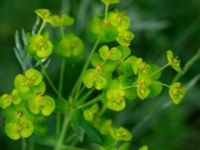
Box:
[0,0,200,149]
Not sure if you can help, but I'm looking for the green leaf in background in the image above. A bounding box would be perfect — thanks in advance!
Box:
[71,109,85,142]
[71,109,103,144]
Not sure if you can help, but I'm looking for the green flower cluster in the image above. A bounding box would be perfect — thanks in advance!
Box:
[2,1,190,149]
[34,9,84,62]
[88,2,134,45]
[26,9,81,61]
[80,2,186,148]
[98,119,132,149]
[0,68,55,140]
[82,0,186,116]
[35,9,74,27]
[83,106,132,148]
[83,46,186,115]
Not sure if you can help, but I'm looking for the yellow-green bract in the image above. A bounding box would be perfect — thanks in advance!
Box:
[26,34,53,59]
[0,68,55,140]
[169,82,186,104]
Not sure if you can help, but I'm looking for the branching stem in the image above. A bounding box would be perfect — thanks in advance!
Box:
[70,35,102,101]
[151,63,170,77]
[152,81,170,88]
[38,20,46,34]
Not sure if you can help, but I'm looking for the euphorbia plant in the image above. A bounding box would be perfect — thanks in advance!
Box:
[1,0,193,150]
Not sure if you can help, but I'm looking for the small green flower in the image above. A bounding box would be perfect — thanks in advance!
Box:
[118,75,137,100]
[0,90,21,109]
[83,104,99,122]
[14,74,29,93]
[169,82,186,104]
[2,103,32,122]
[100,119,113,134]
[111,127,132,141]
[137,75,151,100]
[25,68,43,86]
[99,45,122,61]
[116,31,134,47]
[15,68,43,93]
[27,34,53,59]
[108,11,130,32]
[132,58,151,75]
[138,145,148,150]
[106,88,126,111]
[90,104,99,114]
[5,119,34,140]
[167,50,182,72]
[35,9,51,22]
[88,15,118,42]
[116,46,131,60]
[90,53,118,73]
[55,33,84,60]
[28,95,55,116]
[31,81,46,96]
[48,14,74,27]
[82,69,107,90]
[83,109,94,122]
[101,0,120,5]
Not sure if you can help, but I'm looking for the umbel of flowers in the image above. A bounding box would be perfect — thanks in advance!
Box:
[0,0,188,149]
[0,69,55,140]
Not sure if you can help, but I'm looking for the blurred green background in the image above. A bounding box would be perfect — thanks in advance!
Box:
[0,0,200,150]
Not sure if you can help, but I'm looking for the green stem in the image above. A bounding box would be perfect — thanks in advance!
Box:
[38,20,46,34]
[98,104,107,117]
[59,59,66,94]
[77,88,95,105]
[151,63,170,77]
[22,138,27,150]
[121,84,137,90]
[56,113,62,136]
[60,27,65,37]
[40,63,61,97]
[55,114,71,150]
[70,35,102,100]
[105,4,109,19]
[76,86,86,98]
[152,81,170,88]
[56,60,66,135]
[66,133,77,143]
[29,140,34,150]
[78,96,100,109]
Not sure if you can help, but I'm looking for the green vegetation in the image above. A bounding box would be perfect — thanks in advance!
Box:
[0,0,199,150]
